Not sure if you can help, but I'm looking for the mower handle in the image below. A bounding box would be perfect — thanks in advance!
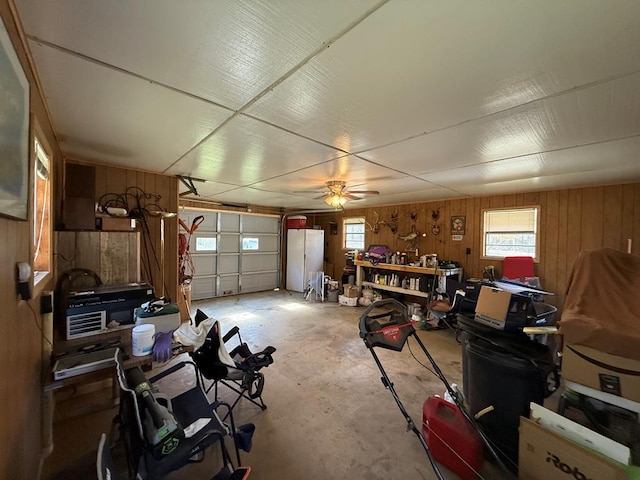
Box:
[360,297,408,319]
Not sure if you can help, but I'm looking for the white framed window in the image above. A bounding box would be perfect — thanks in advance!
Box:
[482,206,539,260]
[343,217,365,250]
[242,237,259,250]
[33,136,51,286]
[195,236,217,252]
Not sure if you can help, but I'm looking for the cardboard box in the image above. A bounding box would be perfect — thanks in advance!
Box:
[519,416,627,480]
[344,285,359,298]
[562,344,640,403]
[473,285,533,330]
[96,214,136,231]
[338,295,358,306]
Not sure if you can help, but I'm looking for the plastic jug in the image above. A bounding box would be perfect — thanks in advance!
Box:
[422,396,483,480]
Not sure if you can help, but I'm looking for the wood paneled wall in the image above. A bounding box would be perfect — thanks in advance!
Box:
[55,231,141,285]
[62,161,180,302]
[0,6,179,476]
[315,183,640,312]
[0,2,61,478]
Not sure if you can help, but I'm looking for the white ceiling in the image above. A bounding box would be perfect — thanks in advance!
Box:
[14,0,640,210]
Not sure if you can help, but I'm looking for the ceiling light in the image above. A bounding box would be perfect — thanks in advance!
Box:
[325,193,347,207]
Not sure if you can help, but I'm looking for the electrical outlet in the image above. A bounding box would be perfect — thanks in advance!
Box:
[40,291,54,314]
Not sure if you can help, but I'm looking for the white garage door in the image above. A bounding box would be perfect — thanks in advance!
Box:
[180,209,280,301]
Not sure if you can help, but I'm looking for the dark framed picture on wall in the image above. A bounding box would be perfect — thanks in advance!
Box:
[451,215,466,235]
[0,16,30,221]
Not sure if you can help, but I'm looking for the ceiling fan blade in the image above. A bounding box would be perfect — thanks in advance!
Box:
[343,193,363,200]
[313,193,330,199]
[345,190,379,195]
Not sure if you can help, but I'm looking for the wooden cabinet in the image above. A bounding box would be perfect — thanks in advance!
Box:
[355,260,463,299]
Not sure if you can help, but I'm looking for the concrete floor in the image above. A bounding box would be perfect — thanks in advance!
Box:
[42,290,558,479]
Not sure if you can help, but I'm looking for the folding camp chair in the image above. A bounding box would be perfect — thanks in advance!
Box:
[190,311,276,414]
[112,349,251,479]
[97,432,120,480]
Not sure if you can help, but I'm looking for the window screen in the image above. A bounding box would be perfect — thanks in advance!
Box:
[482,207,539,259]
[343,217,365,249]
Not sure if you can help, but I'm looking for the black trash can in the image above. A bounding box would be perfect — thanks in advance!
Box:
[457,315,558,468]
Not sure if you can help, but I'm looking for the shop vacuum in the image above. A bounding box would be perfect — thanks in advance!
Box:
[359,299,515,480]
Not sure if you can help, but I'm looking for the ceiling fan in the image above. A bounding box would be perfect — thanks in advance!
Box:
[300,180,379,207]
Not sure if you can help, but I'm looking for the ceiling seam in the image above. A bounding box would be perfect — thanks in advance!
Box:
[412,132,640,177]
[25,34,236,113]
[160,0,390,174]
[347,68,640,158]
[29,5,634,185]
[235,69,640,183]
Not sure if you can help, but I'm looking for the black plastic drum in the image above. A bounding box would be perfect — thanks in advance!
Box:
[458,315,558,467]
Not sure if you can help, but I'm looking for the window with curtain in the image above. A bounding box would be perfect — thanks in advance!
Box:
[482,206,539,260]
[33,136,51,284]
[343,217,365,250]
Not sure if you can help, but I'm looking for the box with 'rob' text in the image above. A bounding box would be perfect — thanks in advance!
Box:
[519,416,628,480]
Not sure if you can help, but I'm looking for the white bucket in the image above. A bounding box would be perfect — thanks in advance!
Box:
[132,324,155,356]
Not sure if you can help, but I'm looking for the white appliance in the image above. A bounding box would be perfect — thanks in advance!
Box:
[286,229,324,292]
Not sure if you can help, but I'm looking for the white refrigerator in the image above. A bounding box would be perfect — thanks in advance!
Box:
[286,229,324,292]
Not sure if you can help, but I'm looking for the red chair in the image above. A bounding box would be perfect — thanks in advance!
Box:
[502,256,534,279]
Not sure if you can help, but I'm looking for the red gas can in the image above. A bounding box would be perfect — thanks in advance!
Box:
[422,396,483,480]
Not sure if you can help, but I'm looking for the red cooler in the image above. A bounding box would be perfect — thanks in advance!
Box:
[422,396,483,480]
[287,215,307,229]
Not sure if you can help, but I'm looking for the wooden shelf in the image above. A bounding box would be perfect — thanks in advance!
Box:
[355,260,463,299]
[354,260,462,277]
[361,281,430,298]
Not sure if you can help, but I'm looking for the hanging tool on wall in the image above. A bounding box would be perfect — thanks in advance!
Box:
[178,215,204,286]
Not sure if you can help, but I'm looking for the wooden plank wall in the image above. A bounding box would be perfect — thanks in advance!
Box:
[62,161,179,301]
[315,183,640,312]
[0,216,48,480]
[55,231,141,285]
[0,1,62,478]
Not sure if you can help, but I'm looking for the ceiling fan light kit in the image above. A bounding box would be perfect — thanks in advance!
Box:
[303,180,379,207]
[325,193,347,207]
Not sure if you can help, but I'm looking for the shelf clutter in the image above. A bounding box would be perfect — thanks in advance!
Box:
[355,260,463,300]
